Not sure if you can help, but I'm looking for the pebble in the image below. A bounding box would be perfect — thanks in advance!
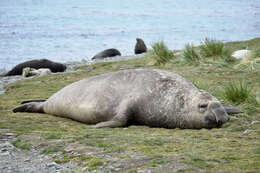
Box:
[251,120,260,125]
[243,129,255,135]
[47,162,57,167]
[82,166,89,171]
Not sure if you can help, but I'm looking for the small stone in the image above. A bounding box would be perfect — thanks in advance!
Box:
[0,151,10,156]
[47,162,57,167]
[24,159,31,162]
[223,160,231,164]
[137,170,145,173]
[107,165,114,170]
[82,167,89,171]
[251,120,260,125]
[114,168,121,171]
[3,133,15,136]
[243,129,255,135]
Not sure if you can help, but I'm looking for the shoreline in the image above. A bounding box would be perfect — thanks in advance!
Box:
[0,54,147,95]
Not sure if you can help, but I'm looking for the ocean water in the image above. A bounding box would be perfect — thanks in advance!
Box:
[0,0,260,70]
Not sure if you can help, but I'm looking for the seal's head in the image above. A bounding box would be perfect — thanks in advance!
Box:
[186,91,229,129]
[136,38,142,42]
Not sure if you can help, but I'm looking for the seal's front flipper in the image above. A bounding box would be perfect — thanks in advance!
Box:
[94,100,134,128]
[13,102,44,113]
[21,100,46,104]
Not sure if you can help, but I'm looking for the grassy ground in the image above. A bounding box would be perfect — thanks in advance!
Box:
[0,38,259,172]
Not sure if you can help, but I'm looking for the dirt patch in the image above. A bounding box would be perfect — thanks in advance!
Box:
[0,132,191,172]
[0,133,78,173]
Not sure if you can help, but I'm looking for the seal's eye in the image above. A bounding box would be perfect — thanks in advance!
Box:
[199,104,208,109]
[198,103,208,112]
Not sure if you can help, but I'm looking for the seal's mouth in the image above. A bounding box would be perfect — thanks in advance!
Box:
[205,114,225,128]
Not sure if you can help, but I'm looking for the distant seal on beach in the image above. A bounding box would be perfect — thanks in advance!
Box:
[13,69,242,129]
[22,67,52,77]
[92,48,121,60]
[135,38,147,54]
[5,59,66,76]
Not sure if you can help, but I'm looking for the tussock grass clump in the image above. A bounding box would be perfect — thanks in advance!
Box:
[223,81,254,104]
[200,38,224,57]
[151,41,175,65]
[221,49,236,63]
[183,44,200,63]
[199,37,235,63]
[252,47,260,58]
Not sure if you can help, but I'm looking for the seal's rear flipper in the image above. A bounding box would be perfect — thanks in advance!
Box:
[13,102,44,113]
[21,100,46,104]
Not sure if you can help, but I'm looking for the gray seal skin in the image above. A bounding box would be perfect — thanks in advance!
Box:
[135,38,147,54]
[5,59,66,76]
[92,48,121,60]
[13,69,242,129]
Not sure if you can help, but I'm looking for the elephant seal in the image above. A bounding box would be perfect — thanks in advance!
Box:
[5,59,66,76]
[92,48,121,60]
[13,69,242,129]
[135,38,147,54]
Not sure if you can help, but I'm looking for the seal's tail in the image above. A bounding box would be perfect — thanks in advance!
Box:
[13,102,45,113]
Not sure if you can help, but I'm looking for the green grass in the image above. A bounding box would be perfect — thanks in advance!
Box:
[126,169,138,173]
[221,49,235,63]
[0,38,260,172]
[151,41,175,65]
[185,155,214,169]
[83,156,103,167]
[43,133,63,140]
[191,80,210,91]
[55,154,103,169]
[200,38,225,57]
[252,47,260,58]
[11,139,31,150]
[146,160,165,167]
[55,155,78,164]
[225,37,260,52]
[223,81,254,104]
[40,145,62,154]
[183,44,200,63]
